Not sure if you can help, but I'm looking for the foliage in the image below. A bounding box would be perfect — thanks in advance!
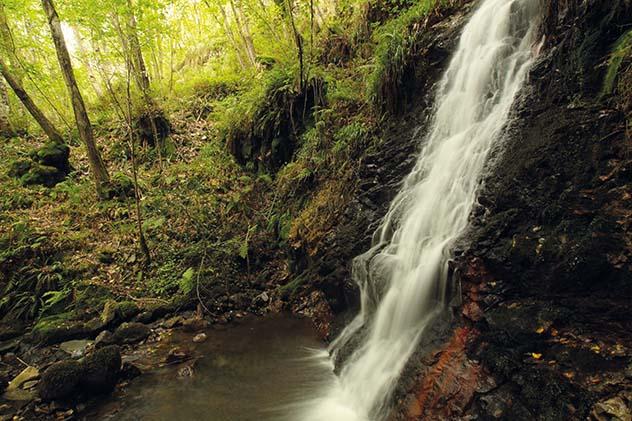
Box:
[368,0,441,114]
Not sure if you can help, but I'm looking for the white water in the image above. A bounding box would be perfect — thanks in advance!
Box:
[298,0,541,420]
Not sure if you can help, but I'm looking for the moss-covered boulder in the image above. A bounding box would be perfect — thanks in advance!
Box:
[20,163,65,187]
[30,313,89,346]
[38,360,83,401]
[81,345,121,394]
[38,346,122,401]
[103,172,135,200]
[8,142,72,187]
[30,141,71,173]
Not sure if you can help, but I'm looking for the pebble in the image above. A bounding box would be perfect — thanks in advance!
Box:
[192,333,207,343]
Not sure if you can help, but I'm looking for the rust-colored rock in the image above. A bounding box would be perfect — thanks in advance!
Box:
[405,327,482,420]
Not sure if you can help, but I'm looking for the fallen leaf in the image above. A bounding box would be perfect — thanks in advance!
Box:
[531,353,542,360]
[536,327,545,334]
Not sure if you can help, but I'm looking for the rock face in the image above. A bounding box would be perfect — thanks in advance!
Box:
[285,1,476,335]
[289,0,631,419]
[396,1,632,419]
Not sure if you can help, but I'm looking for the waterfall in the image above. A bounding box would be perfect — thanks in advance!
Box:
[299,0,541,420]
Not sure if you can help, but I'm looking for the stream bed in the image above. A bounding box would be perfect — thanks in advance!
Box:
[90,314,333,421]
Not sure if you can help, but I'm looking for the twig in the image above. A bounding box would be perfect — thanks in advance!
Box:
[196,252,214,315]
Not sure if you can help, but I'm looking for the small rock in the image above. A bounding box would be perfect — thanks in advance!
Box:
[94,330,114,348]
[192,333,207,343]
[182,318,208,333]
[164,347,191,364]
[60,339,92,358]
[163,316,184,329]
[119,362,141,381]
[177,365,194,378]
[7,366,40,391]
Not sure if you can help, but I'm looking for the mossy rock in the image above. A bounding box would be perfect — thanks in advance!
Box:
[19,163,66,187]
[31,142,71,173]
[111,322,150,345]
[103,172,135,200]
[8,159,32,178]
[31,313,89,345]
[100,300,140,328]
[38,346,122,401]
[81,345,121,394]
[114,301,140,322]
[38,360,83,401]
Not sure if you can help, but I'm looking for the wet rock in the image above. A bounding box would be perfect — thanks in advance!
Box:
[119,362,141,381]
[164,347,191,364]
[94,330,113,348]
[111,322,151,345]
[30,315,89,346]
[38,361,83,401]
[182,317,208,333]
[163,316,184,329]
[177,364,194,379]
[192,333,207,343]
[59,340,92,359]
[6,366,39,391]
[81,345,121,394]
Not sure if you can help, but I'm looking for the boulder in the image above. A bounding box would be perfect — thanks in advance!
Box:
[111,322,150,345]
[31,141,70,173]
[38,346,122,401]
[8,142,72,187]
[81,346,121,394]
[30,315,89,346]
[38,360,83,401]
[94,330,114,348]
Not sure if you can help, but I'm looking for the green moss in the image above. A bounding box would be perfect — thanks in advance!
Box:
[368,0,443,114]
[279,275,306,300]
[602,30,632,96]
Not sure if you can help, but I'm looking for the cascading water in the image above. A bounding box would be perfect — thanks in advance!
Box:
[298,0,541,420]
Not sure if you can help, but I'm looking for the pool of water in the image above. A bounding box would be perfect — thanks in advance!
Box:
[93,314,334,421]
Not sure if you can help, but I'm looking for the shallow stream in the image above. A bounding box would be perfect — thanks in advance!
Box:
[92,314,332,421]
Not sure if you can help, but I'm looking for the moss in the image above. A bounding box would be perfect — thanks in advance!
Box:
[32,312,88,345]
[81,345,121,394]
[8,159,32,178]
[31,141,71,173]
[38,360,83,401]
[368,0,444,114]
[279,275,306,300]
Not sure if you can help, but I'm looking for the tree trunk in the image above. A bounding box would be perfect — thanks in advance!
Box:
[0,57,63,143]
[125,3,152,94]
[285,0,304,90]
[0,77,14,137]
[41,0,110,196]
[205,1,248,69]
[230,0,257,67]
